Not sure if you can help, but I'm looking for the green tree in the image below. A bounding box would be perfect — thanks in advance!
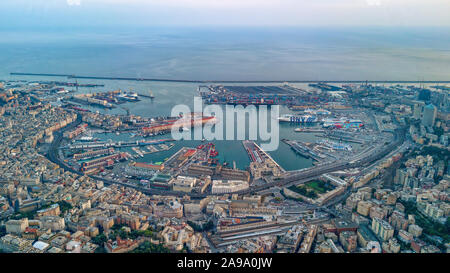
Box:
[92,233,108,246]
[130,241,171,253]
[0,225,6,237]
[187,220,213,232]
[57,201,73,213]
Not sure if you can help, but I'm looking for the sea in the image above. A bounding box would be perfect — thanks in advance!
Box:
[0,26,449,171]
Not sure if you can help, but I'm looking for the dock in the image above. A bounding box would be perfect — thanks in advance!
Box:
[145,143,175,154]
[282,139,322,161]
[322,134,365,144]
[295,128,325,133]
[243,140,285,173]
[64,139,174,150]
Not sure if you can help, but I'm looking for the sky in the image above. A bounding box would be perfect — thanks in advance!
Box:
[0,0,449,27]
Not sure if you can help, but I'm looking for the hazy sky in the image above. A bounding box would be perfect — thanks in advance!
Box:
[1,0,450,27]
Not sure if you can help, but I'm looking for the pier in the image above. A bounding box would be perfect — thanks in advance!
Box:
[295,128,325,133]
[243,140,285,174]
[282,139,322,161]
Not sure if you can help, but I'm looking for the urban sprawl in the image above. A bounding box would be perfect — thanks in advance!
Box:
[0,80,449,254]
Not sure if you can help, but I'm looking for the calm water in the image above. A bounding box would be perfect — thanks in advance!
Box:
[1,26,450,81]
[1,26,449,170]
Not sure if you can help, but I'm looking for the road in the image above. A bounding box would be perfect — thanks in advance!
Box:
[234,127,405,195]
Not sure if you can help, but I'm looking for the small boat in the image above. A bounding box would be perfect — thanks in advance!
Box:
[77,136,100,142]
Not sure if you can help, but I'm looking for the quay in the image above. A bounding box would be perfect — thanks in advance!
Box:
[68,95,115,109]
[321,134,365,144]
[295,128,325,133]
[64,139,174,150]
[282,139,322,161]
[243,140,285,173]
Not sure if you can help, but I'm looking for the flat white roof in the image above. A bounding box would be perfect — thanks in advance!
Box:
[33,241,49,250]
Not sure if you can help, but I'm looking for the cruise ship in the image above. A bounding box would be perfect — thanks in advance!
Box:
[278,114,319,123]
[117,92,139,102]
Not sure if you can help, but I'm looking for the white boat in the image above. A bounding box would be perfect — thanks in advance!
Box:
[117,92,139,101]
[278,114,294,122]
[78,136,94,142]
[278,114,318,123]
